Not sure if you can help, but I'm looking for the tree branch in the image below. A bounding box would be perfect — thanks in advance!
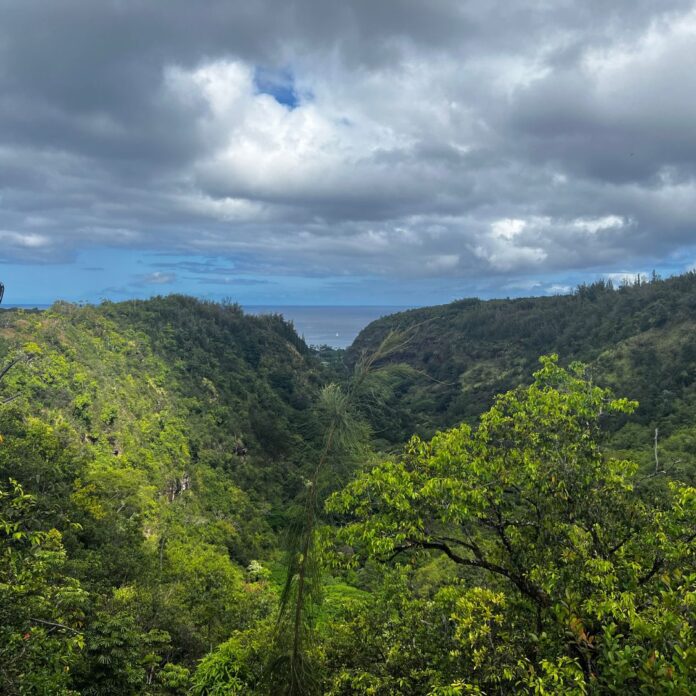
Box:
[0,357,22,384]
[29,618,82,635]
[392,538,549,606]
[637,556,663,586]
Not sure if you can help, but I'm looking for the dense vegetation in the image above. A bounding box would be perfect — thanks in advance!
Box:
[1,275,695,694]
[350,272,696,469]
[0,298,326,693]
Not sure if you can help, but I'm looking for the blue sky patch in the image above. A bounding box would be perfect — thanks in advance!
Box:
[254,67,300,108]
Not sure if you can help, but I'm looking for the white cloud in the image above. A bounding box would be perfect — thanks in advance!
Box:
[604,271,648,285]
[476,245,548,272]
[491,218,527,240]
[138,272,177,285]
[178,193,268,222]
[546,284,572,295]
[571,215,625,233]
[0,231,51,248]
[0,0,694,288]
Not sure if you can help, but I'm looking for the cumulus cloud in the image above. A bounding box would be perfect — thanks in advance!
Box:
[0,0,695,294]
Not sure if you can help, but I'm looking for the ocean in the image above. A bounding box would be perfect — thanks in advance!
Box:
[245,306,409,349]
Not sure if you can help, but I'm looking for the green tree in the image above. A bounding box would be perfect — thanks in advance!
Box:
[328,356,696,693]
[267,331,409,695]
[70,593,170,696]
[0,479,87,695]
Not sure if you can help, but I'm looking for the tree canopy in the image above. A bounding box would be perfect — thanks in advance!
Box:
[0,288,695,694]
[326,357,696,694]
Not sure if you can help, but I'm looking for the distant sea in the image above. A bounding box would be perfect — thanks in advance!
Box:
[245,306,410,348]
[2,303,409,349]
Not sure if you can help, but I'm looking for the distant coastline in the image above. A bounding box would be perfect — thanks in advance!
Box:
[245,305,410,348]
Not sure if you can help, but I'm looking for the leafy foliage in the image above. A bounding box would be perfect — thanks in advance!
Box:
[349,272,696,456]
[327,357,696,693]
[1,283,695,694]
[0,298,322,693]
[0,479,86,695]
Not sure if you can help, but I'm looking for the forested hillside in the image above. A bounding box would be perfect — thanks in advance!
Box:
[350,273,696,474]
[1,280,695,694]
[0,297,329,693]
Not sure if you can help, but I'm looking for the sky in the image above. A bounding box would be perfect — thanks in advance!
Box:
[1,0,696,306]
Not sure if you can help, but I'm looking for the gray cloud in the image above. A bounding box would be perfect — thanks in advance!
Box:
[1,0,695,284]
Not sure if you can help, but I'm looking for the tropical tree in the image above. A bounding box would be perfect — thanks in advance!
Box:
[328,356,696,693]
[0,479,87,695]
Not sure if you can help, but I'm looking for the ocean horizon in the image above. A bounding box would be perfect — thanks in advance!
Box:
[245,305,410,348]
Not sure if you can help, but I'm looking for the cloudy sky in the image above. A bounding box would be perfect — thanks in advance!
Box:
[1,0,696,305]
